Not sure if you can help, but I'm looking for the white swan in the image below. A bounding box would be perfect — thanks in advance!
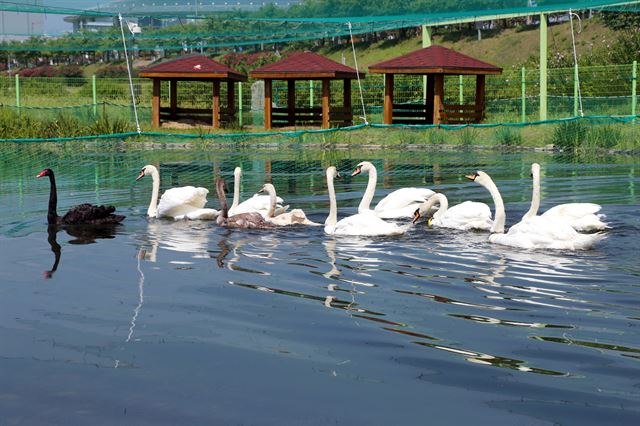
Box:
[412,193,493,231]
[228,167,288,218]
[325,166,406,236]
[259,183,319,226]
[522,163,608,232]
[466,170,605,250]
[351,161,435,219]
[136,165,218,220]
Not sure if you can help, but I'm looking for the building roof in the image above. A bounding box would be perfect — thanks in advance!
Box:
[369,45,502,75]
[251,51,363,79]
[139,55,247,81]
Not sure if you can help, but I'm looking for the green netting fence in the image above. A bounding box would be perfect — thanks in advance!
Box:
[0,62,638,132]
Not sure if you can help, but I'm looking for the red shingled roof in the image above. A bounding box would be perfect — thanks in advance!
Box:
[139,55,246,80]
[251,51,363,79]
[369,45,502,75]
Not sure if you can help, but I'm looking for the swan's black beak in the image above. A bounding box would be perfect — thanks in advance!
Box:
[135,169,146,181]
[351,166,362,177]
[412,208,421,224]
[465,172,479,181]
[335,171,342,179]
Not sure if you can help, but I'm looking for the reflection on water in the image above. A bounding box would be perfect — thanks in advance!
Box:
[1,151,639,424]
[43,223,119,278]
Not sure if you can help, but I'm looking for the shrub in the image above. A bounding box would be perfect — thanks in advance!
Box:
[495,126,523,146]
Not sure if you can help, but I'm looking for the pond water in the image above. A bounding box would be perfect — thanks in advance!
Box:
[0,146,639,425]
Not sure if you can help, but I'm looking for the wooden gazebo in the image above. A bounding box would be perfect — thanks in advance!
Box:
[369,45,502,125]
[139,55,247,128]
[250,52,363,130]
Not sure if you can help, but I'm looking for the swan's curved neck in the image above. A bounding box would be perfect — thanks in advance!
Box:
[231,169,241,210]
[147,166,160,218]
[46,172,58,224]
[325,172,338,227]
[425,193,448,219]
[216,181,229,220]
[481,176,506,234]
[358,165,377,212]
[266,186,277,218]
[522,167,540,220]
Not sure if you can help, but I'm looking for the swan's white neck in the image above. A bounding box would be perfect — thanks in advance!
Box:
[421,193,448,219]
[231,167,241,210]
[522,165,541,221]
[146,165,160,218]
[358,164,377,213]
[479,175,505,234]
[325,170,338,227]
[265,185,277,218]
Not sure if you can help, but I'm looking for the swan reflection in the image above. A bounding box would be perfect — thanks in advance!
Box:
[43,223,118,279]
[139,220,213,263]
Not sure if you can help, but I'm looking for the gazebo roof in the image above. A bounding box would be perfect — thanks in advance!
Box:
[251,51,363,79]
[139,55,247,81]
[369,45,502,75]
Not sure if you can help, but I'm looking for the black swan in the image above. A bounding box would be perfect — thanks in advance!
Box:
[215,178,274,229]
[37,168,125,225]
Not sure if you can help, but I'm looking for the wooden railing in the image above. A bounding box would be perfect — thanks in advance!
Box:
[439,104,484,124]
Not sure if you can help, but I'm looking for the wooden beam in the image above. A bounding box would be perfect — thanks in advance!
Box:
[383,73,394,125]
[343,79,352,126]
[212,80,220,128]
[433,74,444,125]
[227,80,236,122]
[152,78,161,128]
[170,80,177,119]
[287,79,296,126]
[426,74,435,124]
[264,79,272,130]
[475,74,486,123]
[322,78,330,129]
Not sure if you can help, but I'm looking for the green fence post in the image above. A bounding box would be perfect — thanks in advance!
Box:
[459,75,464,104]
[309,80,314,107]
[573,64,579,117]
[632,60,637,118]
[539,13,548,121]
[238,81,243,127]
[422,25,432,102]
[521,66,526,122]
[15,74,20,109]
[92,74,97,116]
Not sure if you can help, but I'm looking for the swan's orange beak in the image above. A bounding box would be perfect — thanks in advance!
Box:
[411,208,421,224]
[135,169,146,181]
[465,173,478,181]
[351,166,362,177]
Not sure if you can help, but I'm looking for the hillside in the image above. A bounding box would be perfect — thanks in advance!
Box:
[318,18,619,70]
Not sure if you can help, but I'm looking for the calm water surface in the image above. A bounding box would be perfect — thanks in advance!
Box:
[1,146,639,425]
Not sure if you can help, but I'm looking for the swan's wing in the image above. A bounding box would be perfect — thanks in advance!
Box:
[331,213,406,236]
[542,203,601,220]
[178,208,219,220]
[232,194,285,215]
[157,186,209,218]
[374,188,434,214]
[440,201,493,231]
[496,216,602,250]
[542,203,607,231]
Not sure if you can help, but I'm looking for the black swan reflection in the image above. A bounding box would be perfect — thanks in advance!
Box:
[37,168,125,225]
[43,223,119,279]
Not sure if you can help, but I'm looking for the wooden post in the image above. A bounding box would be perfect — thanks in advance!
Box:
[152,78,161,128]
[170,79,177,119]
[265,79,272,130]
[287,79,296,126]
[212,80,220,128]
[383,73,394,124]
[475,74,486,123]
[227,80,236,124]
[433,74,444,125]
[343,79,352,126]
[426,74,435,123]
[321,78,330,129]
